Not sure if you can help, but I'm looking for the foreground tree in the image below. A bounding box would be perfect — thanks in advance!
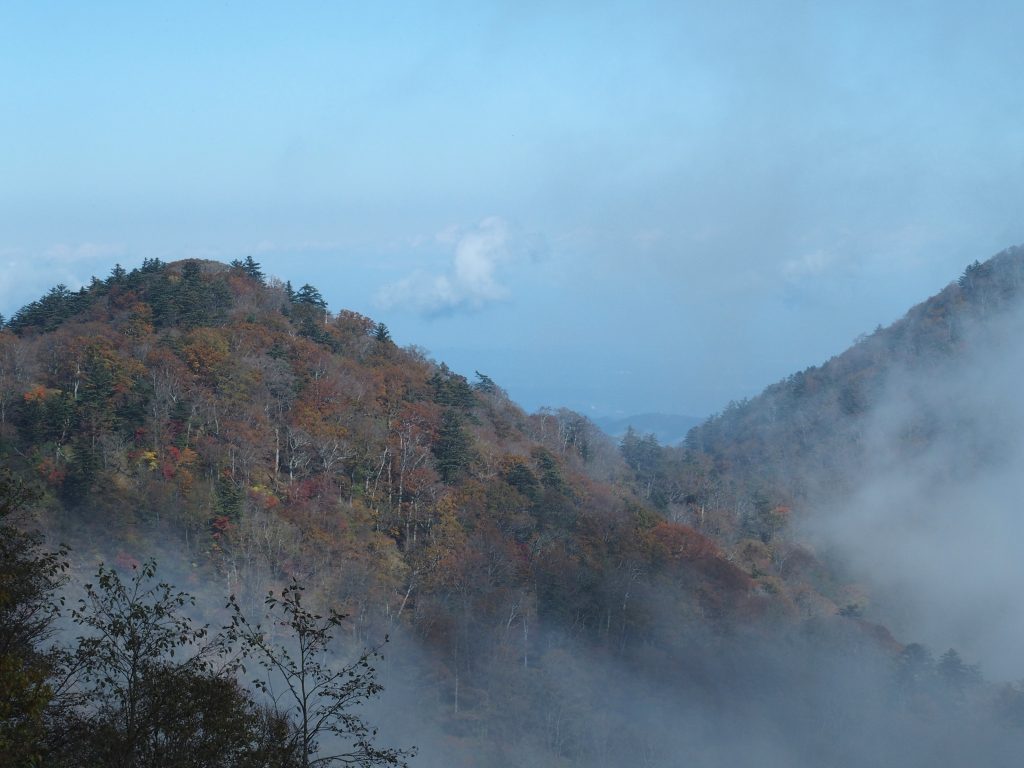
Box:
[226,581,413,768]
[55,560,300,768]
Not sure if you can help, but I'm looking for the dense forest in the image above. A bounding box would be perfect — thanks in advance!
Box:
[4,253,1024,766]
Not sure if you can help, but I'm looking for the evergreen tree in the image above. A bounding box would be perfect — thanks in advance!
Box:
[229,258,265,285]
[937,648,980,697]
[433,410,472,484]
[148,272,177,327]
[473,371,497,394]
[242,256,265,284]
[294,284,327,309]
[176,260,207,327]
[7,284,90,333]
[894,643,936,705]
[429,365,476,409]
[619,428,664,504]
[217,473,244,520]
[173,260,232,329]
[504,460,540,500]
[531,447,568,493]
[286,283,331,345]
[958,260,983,290]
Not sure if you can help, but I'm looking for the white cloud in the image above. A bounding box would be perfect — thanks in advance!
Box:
[377,217,529,315]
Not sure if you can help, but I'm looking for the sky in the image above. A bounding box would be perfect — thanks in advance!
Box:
[3,1,1024,418]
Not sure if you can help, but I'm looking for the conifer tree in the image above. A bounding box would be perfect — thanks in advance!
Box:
[473,371,497,394]
[433,410,472,484]
[294,284,327,309]
[242,256,265,284]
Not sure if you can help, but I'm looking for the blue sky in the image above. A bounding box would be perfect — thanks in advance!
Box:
[3,1,1024,417]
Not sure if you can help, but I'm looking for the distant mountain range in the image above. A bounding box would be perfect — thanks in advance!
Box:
[593,412,704,446]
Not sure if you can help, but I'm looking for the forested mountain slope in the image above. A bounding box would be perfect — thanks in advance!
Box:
[0,257,760,630]
[3,255,1024,767]
[632,244,1024,685]
[684,245,1024,499]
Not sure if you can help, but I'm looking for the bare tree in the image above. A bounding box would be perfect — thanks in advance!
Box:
[225,582,414,768]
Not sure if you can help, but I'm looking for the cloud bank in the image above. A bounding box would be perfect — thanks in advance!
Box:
[805,301,1024,679]
[377,217,529,316]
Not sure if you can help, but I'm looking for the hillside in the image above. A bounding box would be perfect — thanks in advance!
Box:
[3,255,1024,766]
[642,244,1024,680]
[684,246,1024,500]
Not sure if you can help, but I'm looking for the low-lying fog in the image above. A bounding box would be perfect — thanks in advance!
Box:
[806,301,1024,680]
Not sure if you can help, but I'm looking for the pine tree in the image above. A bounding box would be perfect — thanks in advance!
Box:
[473,371,497,394]
[429,365,476,409]
[294,284,327,309]
[242,256,265,285]
[172,260,231,329]
[433,410,472,484]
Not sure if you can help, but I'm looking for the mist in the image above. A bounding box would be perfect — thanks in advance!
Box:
[289,572,1024,767]
[805,298,1024,680]
[42,484,1024,768]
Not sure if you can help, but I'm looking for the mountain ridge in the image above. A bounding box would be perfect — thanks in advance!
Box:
[683,244,1024,496]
